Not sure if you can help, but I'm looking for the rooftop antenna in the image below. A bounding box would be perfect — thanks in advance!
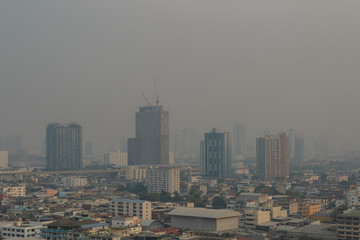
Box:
[153,77,159,106]
[142,93,151,106]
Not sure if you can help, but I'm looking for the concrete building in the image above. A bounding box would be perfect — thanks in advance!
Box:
[61,176,88,187]
[239,193,269,204]
[233,123,246,158]
[1,221,44,239]
[124,167,147,180]
[46,122,82,170]
[337,211,360,240]
[200,128,232,178]
[128,105,169,165]
[256,132,289,180]
[111,216,140,228]
[2,184,26,197]
[301,203,321,219]
[240,209,271,230]
[110,199,152,220]
[167,207,241,233]
[347,190,360,208]
[147,167,180,193]
[104,150,127,166]
[0,150,8,169]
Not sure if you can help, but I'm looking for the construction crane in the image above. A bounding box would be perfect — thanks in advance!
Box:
[142,93,151,106]
[153,77,159,106]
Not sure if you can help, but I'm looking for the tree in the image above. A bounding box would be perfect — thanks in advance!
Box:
[159,191,172,202]
[212,196,226,209]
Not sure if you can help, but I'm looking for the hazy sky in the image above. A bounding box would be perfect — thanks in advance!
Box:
[1,1,360,153]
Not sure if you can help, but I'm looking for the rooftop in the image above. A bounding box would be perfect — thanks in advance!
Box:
[167,207,241,219]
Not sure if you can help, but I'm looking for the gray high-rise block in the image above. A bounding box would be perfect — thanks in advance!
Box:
[46,122,82,170]
[128,105,169,165]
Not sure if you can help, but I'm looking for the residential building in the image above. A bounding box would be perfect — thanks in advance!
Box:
[347,191,360,208]
[46,122,82,170]
[0,150,8,169]
[301,203,321,219]
[124,167,147,180]
[111,216,141,228]
[147,167,180,193]
[85,141,93,156]
[61,176,88,187]
[294,135,304,166]
[2,184,26,197]
[233,123,246,158]
[1,221,44,239]
[40,219,108,240]
[110,199,152,220]
[337,211,360,240]
[127,105,169,165]
[200,128,232,178]
[256,132,289,180]
[168,207,241,233]
[104,150,127,166]
[240,209,270,230]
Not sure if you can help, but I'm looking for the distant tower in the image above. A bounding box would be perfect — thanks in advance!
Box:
[128,105,169,165]
[294,134,304,166]
[46,122,82,170]
[85,141,93,156]
[233,123,246,157]
[256,132,289,180]
[289,129,295,160]
[200,128,232,178]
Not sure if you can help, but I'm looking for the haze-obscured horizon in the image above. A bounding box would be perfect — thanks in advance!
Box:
[1,0,360,154]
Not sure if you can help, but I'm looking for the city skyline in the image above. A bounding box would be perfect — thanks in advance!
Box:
[1,1,360,154]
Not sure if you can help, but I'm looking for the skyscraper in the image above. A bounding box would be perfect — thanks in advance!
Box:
[233,123,246,157]
[256,132,289,180]
[128,105,169,165]
[200,128,232,178]
[46,122,82,170]
[294,135,304,166]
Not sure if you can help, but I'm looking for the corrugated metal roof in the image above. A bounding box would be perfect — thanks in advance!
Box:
[167,207,241,219]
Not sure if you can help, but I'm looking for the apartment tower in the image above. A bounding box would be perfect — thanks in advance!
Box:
[200,128,232,178]
[256,132,289,180]
[128,105,169,165]
[46,122,82,170]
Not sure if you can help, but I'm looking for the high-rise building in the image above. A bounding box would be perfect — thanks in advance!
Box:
[0,135,23,154]
[46,122,82,170]
[256,132,289,180]
[289,129,304,167]
[289,129,295,160]
[294,136,304,166]
[147,167,180,193]
[200,128,232,178]
[84,141,93,156]
[128,105,169,165]
[0,151,8,169]
[233,123,246,157]
[104,150,128,166]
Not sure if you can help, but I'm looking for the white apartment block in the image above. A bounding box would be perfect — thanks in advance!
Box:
[0,151,8,169]
[110,199,152,220]
[1,221,44,238]
[125,167,147,180]
[104,150,128,166]
[61,176,88,187]
[147,167,180,194]
[2,184,26,197]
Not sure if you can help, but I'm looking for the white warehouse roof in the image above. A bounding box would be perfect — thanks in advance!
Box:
[167,207,241,219]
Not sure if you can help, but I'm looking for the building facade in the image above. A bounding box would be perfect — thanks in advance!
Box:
[104,150,128,166]
[233,123,246,157]
[147,167,180,193]
[256,132,289,180]
[0,151,8,169]
[128,105,169,165]
[200,128,232,178]
[110,199,152,220]
[337,211,360,240]
[46,122,82,170]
